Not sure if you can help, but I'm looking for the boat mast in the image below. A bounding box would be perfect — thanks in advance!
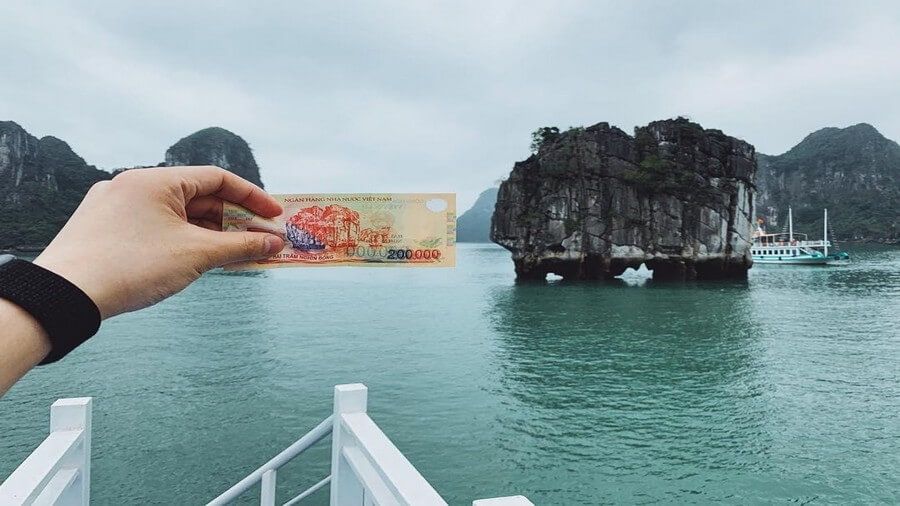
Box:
[824,208,828,256]
[788,207,793,242]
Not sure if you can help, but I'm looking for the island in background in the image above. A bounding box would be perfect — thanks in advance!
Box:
[0,122,262,251]
[456,187,499,243]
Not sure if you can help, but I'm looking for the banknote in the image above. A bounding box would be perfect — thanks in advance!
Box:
[222,193,456,270]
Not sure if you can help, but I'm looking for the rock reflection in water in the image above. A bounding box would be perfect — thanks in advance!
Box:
[487,281,771,501]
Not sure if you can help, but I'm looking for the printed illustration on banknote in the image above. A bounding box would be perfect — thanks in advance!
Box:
[222,193,456,270]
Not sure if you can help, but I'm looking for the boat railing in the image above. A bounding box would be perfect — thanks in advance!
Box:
[753,239,831,248]
[0,398,92,505]
[2,385,531,506]
[798,240,829,248]
[207,414,334,505]
[208,382,455,506]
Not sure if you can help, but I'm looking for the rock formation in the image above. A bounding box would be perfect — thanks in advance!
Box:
[0,121,111,249]
[756,123,899,242]
[1,123,265,249]
[457,187,499,242]
[490,118,756,281]
[165,127,264,188]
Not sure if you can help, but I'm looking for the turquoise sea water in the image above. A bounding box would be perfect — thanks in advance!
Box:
[2,244,898,504]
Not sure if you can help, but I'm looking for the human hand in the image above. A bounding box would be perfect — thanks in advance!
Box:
[33,166,285,319]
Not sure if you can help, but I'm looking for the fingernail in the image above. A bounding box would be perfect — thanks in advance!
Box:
[265,235,284,255]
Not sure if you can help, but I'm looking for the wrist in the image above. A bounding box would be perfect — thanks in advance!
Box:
[0,255,101,364]
[0,297,51,365]
[34,251,111,320]
[0,299,51,394]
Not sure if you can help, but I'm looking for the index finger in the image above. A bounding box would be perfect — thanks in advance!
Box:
[177,165,282,218]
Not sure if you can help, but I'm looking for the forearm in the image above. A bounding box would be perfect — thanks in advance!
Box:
[0,299,51,396]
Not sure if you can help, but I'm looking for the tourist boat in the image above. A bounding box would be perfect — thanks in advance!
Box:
[751,208,850,265]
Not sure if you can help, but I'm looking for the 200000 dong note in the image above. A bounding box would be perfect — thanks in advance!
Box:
[222,193,456,270]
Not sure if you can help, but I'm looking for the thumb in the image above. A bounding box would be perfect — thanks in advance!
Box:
[199,230,284,268]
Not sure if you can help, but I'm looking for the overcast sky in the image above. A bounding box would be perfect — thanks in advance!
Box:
[2,1,899,210]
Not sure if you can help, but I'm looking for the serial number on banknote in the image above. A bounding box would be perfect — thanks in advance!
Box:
[222,193,456,270]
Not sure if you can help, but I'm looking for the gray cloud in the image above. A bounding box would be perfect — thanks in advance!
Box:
[2,1,899,209]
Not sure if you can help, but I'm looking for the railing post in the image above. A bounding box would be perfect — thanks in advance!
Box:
[50,397,92,506]
[330,384,367,506]
[260,469,276,506]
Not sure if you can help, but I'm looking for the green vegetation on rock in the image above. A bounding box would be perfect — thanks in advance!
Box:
[530,127,560,154]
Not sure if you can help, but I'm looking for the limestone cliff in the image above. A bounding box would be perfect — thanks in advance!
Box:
[490,118,756,281]
[0,121,111,249]
[165,127,265,188]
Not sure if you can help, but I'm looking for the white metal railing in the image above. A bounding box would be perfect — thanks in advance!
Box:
[210,383,532,505]
[2,386,531,506]
[207,415,334,505]
[754,239,831,248]
[209,383,449,506]
[0,397,92,506]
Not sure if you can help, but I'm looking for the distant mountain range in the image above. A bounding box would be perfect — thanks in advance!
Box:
[756,123,899,242]
[0,122,263,249]
[456,187,498,242]
[458,123,900,243]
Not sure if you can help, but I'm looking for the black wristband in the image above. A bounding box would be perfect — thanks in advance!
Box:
[0,255,101,364]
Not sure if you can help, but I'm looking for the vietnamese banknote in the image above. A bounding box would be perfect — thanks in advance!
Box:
[222,193,456,270]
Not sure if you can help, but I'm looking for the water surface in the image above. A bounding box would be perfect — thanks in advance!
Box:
[2,244,898,504]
